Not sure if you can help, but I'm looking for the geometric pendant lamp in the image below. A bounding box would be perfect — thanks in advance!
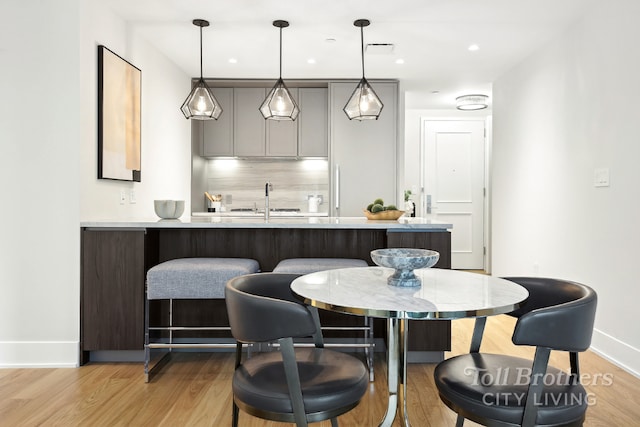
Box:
[259,20,300,121]
[343,19,383,120]
[180,19,223,120]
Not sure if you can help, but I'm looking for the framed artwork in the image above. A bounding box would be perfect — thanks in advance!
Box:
[98,45,141,181]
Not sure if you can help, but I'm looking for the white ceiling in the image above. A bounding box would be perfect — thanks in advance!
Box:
[103,0,590,109]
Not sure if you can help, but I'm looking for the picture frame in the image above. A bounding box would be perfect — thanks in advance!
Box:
[97,45,141,182]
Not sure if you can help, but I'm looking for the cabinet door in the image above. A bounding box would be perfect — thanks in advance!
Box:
[265,88,298,156]
[298,88,328,157]
[234,87,266,156]
[81,229,145,352]
[202,88,234,157]
[330,82,397,216]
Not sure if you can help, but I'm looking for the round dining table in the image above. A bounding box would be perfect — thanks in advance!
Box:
[291,266,529,427]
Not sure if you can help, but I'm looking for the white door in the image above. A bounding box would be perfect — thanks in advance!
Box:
[422,120,485,270]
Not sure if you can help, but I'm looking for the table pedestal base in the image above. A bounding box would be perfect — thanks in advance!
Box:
[379,318,410,427]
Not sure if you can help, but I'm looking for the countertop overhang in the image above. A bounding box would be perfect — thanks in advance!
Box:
[81,216,452,230]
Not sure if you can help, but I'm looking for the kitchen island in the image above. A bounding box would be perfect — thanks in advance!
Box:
[80,216,452,364]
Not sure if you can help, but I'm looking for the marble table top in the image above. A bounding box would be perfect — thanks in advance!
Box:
[291,267,529,320]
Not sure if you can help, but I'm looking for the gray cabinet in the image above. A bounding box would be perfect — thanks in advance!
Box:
[266,88,298,156]
[298,88,328,157]
[329,81,398,216]
[199,85,330,158]
[234,87,266,157]
[201,87,234,157]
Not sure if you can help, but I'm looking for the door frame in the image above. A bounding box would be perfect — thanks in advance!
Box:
[419,116,492,273]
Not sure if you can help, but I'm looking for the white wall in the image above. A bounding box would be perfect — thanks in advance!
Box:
[0,0,81,367]
[79,2,192,220]
[0,0,190,367]
[492,0,640,376]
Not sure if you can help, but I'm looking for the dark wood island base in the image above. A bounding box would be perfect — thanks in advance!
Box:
[80,223,452,365]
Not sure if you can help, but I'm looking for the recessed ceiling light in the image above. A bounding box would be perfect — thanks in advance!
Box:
[325,38,336,43]
[431,90,440,94]
[468,44,479,51]
[395,59,405,64]
[307,58,316,64]
[228,58,238,64]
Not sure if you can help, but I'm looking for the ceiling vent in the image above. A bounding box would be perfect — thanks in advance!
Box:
[365,43,394,54]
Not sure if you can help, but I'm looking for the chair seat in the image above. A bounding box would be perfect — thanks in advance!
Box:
[273,258,368,274]
[434,353,588,426]
[147,258,260,300]
[233,347,368,416]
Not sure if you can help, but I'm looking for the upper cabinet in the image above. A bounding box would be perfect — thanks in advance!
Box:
[265,88,298,157]
[201,88,234,157]
[234,87,267,157]
[199,85,328,158]
[298,88,328,157]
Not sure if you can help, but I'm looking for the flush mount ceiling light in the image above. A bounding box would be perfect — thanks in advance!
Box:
[456,94,489,111]
[344,19,384,121]
[259,20,300,121]
[180,19,223,120]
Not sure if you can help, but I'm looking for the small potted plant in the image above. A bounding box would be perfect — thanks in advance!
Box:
[404,190,415,217]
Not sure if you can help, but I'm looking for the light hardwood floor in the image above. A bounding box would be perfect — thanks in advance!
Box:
[1,316,638,426]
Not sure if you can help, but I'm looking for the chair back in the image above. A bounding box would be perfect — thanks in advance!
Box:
[504,277,597,352]
[225,273,317,343]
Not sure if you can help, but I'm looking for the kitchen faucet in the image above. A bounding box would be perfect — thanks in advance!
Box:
[265,182,273,220]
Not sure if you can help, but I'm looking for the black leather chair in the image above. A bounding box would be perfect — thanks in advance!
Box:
[225,273,369,427]
[434,277,598,427]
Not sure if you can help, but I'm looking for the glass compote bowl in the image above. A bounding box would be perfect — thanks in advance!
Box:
[370,248,440,287]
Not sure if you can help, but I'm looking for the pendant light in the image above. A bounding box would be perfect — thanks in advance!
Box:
[180,19,223,120]
[259,20,300,121]
[343,19,384,120]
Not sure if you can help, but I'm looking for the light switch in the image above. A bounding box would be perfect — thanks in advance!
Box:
[594,168,610,187]
[129,189,136,204]
[119,190,126,204]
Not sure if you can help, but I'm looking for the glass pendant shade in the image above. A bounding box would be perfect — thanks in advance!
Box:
[181,78,223,120]
[260,20,299,121]
[260,78,300,120]
[344,19,383,120]
[180,19,222,120]
[344,77,383,120]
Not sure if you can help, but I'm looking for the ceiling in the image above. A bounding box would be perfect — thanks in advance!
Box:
[103,0,590,110]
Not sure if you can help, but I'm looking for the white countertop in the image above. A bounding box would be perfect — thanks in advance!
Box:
[80,216,452,230]
[192,211,329,218]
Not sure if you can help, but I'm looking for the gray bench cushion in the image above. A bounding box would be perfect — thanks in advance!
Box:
[273,258,368,274]
[147,258,260,300]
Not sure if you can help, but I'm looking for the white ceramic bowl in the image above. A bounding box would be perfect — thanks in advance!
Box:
[154,200,185,219]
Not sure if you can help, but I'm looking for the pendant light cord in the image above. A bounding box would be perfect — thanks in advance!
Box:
[199,24,204,79]
[279,26,283,79]
[360,25,365,78]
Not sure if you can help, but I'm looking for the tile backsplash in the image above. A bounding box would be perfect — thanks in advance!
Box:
[203,159,329,213]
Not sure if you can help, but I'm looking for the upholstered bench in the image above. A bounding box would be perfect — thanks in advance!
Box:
[144,257,260,382]
[273,257,375,381]
[273,257,368,274]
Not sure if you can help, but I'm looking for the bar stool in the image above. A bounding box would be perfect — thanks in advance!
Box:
[273,257,375,381]
[144,257,260,382]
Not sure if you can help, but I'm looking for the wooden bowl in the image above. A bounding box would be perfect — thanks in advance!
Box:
[363,209,405,220]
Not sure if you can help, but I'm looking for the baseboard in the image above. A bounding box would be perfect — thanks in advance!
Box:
[590,328,640,378]
[0,341,79,368]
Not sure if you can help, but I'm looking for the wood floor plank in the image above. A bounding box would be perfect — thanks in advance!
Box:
[1,316,638,426]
